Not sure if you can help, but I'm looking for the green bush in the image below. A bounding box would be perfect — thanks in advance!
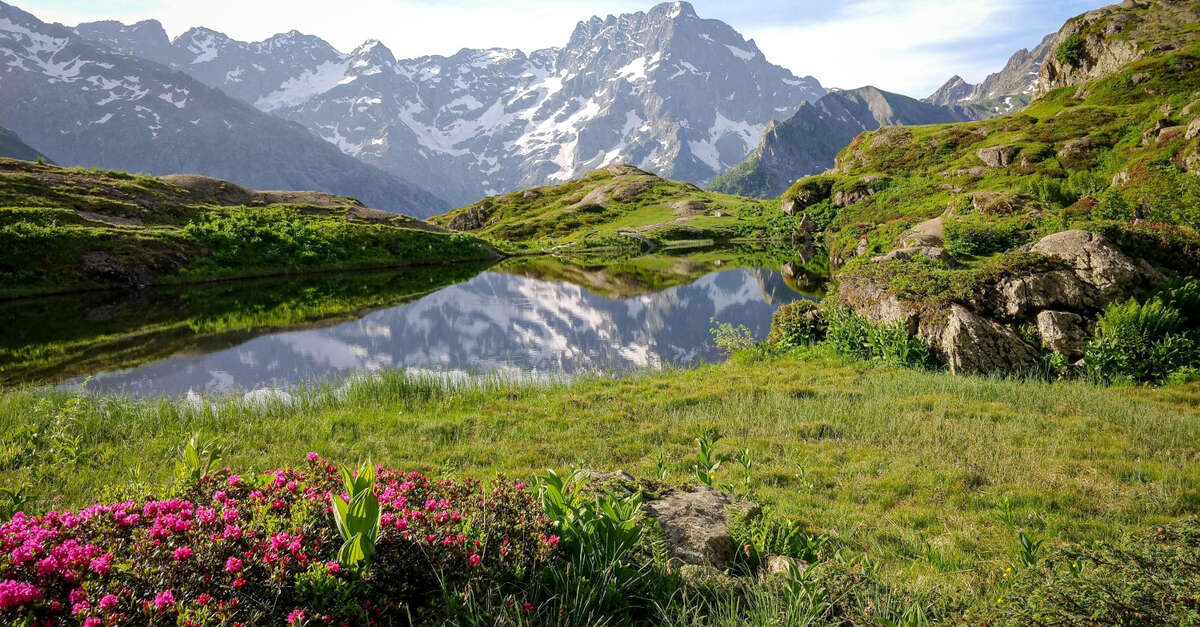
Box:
[1085,297,1198,383]
[766,300,824,350]
[1019,175,1075,208]
[824,306,936,368]
[1065,170,1107,199]
[1056,34,1086,68]
[996,518,1200,625]
[944,219,1028,257]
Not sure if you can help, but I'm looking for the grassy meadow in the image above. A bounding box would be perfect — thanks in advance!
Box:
[3,348,1197,615]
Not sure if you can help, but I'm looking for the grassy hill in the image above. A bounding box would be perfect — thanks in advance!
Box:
[430,164,797,252]
[0,159,496,297]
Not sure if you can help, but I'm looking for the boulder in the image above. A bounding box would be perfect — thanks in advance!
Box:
[896,216,944,248]
[522,190,540,200]
[644,486,759,569]
[1186,118,1200,141]
[976,145,1019,167]
[783,178,833,215]
[994,270,1098,317]
[1031,230,1163,301]
[832,179,882,207]
[872,246,957,266]
[1058,137,1093,161]
[759,555,809,581]
[835,275,921,334]
[1130,72,1152,85]
[929,305,1041,375]
[1037,311,1092,359]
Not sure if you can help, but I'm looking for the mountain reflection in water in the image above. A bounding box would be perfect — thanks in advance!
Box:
[69,267,806,397]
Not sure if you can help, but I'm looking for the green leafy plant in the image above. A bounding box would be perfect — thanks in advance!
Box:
[710,318,757,356]
[1017,530,1043,569]
[824,306,936,369]
[1085,297,1197,383]
[693,428,724,487]
[175,432,222,484]
[728,507,829,575]
[766,300,824,350]
[330,461,381,568]
[0,485,35,522]
[534,468,643,564]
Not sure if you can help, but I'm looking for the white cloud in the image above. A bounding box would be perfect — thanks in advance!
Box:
[744,0,1040,97]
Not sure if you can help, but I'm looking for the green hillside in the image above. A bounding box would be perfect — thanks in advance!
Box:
[430,164,796,252]
[0,159,496,297]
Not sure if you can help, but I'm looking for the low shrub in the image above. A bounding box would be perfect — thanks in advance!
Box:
[1056,34,1086,68]
[944,219,1028,257]
[765,300,824,350]
[995,518,1200,625]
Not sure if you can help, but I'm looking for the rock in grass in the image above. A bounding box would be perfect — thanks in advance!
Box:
[934,305,1041,375]
[976,145,1019,167]
[644,486,759,569]
[759,554,809,581]
[1037,310,1092,359]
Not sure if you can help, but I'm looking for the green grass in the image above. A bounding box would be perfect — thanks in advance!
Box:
[3,349,1197,616]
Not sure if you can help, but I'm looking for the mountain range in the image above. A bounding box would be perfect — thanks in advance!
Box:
[1,0,1060,213]
[709,34,1055,199]
[0,1,445,215]
[65,1,825,207]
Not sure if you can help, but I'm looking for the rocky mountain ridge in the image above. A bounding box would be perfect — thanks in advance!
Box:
[0,1,447,216]
[71,1,825,206]
[925,33,1055,118]
[709,86,976,198]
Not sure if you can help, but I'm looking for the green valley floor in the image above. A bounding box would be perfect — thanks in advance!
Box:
[3,349,1197,616]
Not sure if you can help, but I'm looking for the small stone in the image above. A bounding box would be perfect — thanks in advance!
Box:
[759,555,809,581]
[976,145,1019,167]
[1037,311,1092,359]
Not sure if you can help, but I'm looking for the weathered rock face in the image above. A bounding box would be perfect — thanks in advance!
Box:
[782,178,833,215]
[446,203,494,231]
[995,270,1097,317]
[1035,0,1200,98]
[977,145,1019,167]
[930,305,1041,375]
[1037,310,1092,359]
[644,486,759,569]
[1031,229,1163,301]
[832,176,884,208]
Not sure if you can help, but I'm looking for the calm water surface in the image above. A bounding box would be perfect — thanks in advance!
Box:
[0,254,821,398]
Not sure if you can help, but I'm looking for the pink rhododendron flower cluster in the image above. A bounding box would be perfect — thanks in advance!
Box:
[1,454,558,624]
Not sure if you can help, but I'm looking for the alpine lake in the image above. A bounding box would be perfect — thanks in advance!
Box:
[0,245,827,398]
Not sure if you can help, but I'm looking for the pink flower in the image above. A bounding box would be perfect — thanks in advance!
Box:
[222,525,243,540]
[196,593,212,605]
[232,577,246,588]
[83,618,102,627]
[70,588,87,604]
[468,554,482,567]
[99,594,119,610]
[173,546,194,561]
[287,608,307,624]
[306,452,319,462]
[524,602,534,612]
[89,554,113,575]
[227,474,241,486]
[153,589,175,611]
[225,556,243,572]
[326,562,340,574]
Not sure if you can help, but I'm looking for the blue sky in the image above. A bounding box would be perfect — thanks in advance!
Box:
[21,0,1101,97]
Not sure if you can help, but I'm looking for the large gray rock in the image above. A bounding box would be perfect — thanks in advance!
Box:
[872,246,957,266]
[929,305,1041,375]
[1031,230,1163,301]
[1186,118,1200,141]
[995,270,1098,317]
[896,216,944,248]
[1037,310,1092,359]
[976,145,1019,167]
[644,486,758,569]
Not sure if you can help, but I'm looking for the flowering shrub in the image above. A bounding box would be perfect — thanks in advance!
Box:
[0,454,559,625]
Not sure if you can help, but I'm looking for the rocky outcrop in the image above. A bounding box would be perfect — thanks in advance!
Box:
[836,228,1167,374]
[644,486,759,569]
[446,203,494,231]
[1031,230,1163,301]
[832,176,884,207]
[1035,0,1200,98]
[933,305,1041,375]
[1037,310,1092,359]
[896,216,944,248]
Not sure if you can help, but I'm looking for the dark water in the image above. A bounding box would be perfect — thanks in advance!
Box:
[0,253,822,398]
